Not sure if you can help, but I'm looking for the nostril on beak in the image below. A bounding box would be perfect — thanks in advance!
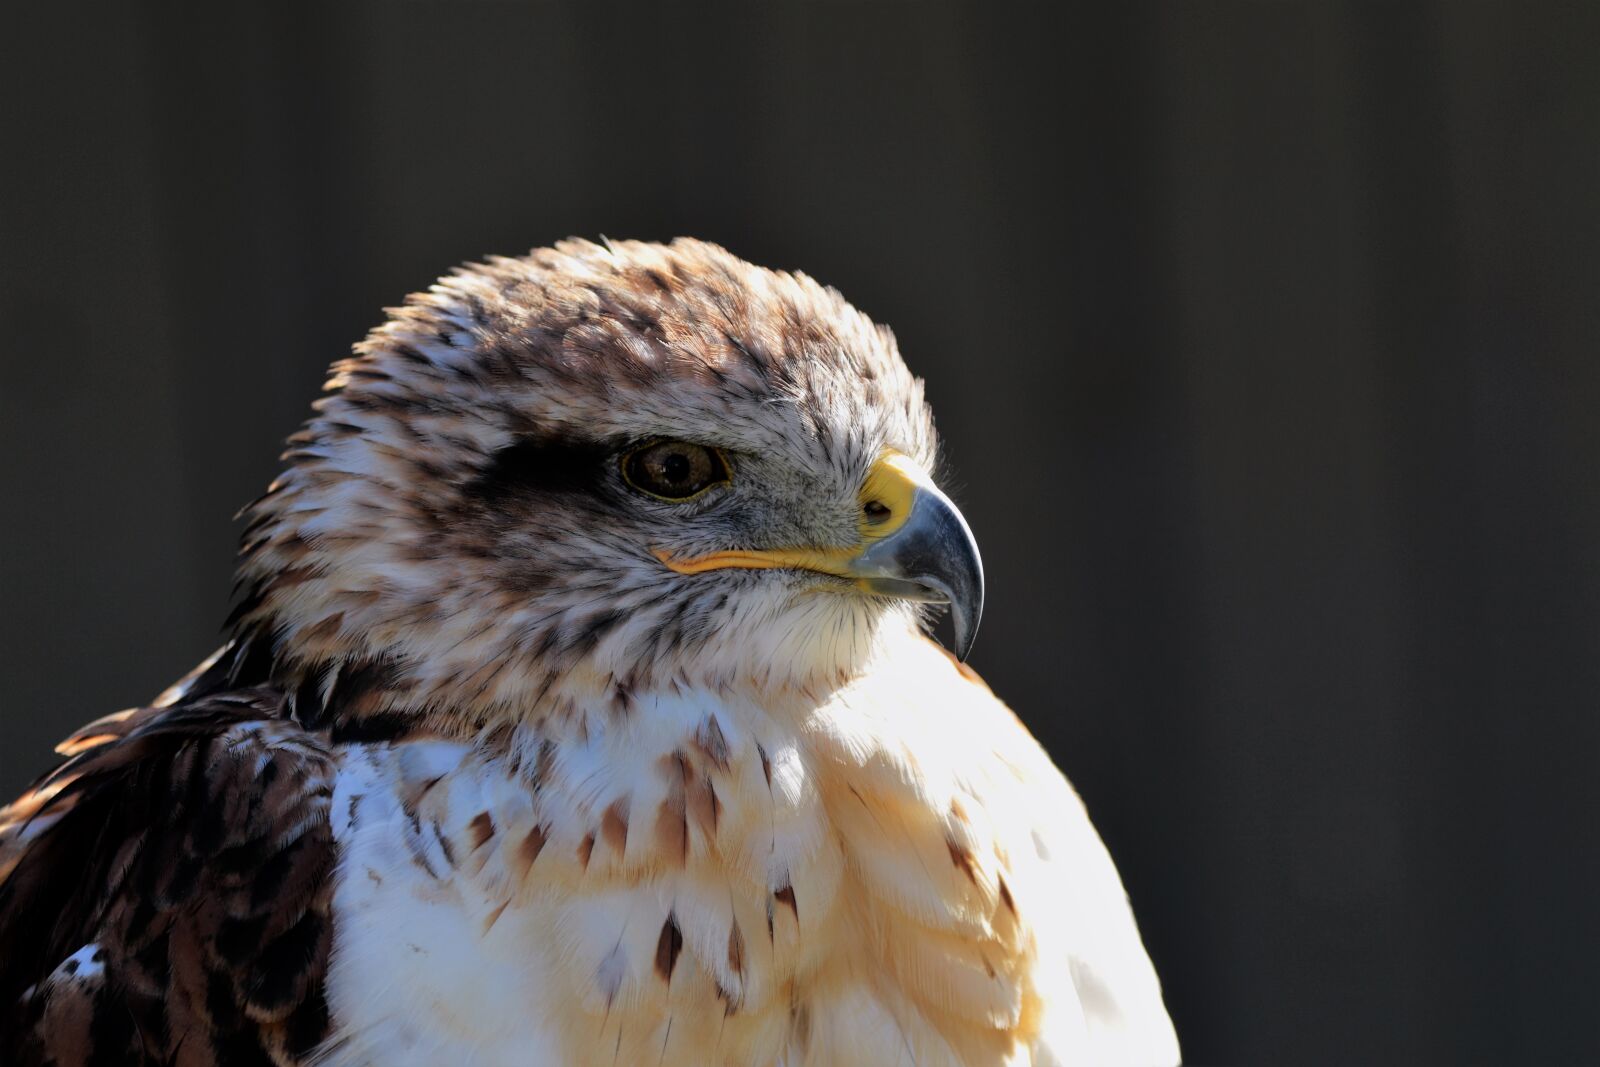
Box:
[862,500,892,524]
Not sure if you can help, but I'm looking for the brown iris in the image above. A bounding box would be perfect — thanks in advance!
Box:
[621,440,730,501]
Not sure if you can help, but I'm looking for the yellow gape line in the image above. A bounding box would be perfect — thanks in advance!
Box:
[654,451,931,578]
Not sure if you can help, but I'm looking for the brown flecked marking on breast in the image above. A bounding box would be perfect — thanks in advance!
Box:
[774,883,798,923]
[481,898,511,935]
[693,715,730,771]
[655,914,683,983]
[601,798,629,854]
[654,793,688,868]
[468,811,496,850]
[947,837,979,885]
[578,833,595,869]
[727,920,745,977]
[432,821,457,868]
[756,742,772,788]
[997,875,1017,917]
[687,776,720,838]
[509,824,547,883]
[399,773,445,815]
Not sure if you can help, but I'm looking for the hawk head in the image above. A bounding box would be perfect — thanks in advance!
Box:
[234,238,982,729]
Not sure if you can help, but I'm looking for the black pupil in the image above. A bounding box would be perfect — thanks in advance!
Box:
[627,442,723,499]
[662,452,691,483]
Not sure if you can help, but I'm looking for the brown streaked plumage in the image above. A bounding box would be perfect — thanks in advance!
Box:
[0,238,1178,1066]
[0,669,334,1066]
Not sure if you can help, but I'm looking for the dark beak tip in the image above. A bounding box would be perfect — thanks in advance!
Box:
[951,591,983,662]
[915,572,982,662]
[939,520,984,663]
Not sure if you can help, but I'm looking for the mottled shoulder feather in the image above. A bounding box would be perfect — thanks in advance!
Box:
[0,663,336,1067]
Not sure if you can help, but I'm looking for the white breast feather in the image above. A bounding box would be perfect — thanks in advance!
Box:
[313,630,1177,1066]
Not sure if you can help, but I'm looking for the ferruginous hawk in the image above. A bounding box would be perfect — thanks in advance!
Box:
[0,239,1179,1066]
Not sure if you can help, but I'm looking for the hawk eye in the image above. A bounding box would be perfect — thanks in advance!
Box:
[621,441,730,501]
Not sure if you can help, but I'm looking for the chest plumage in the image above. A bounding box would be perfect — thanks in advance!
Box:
[315,636,1103,1067]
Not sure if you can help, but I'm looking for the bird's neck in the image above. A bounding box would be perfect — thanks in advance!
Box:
[240,608,924,743]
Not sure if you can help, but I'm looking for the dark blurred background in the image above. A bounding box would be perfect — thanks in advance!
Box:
[3,4,1597,1063]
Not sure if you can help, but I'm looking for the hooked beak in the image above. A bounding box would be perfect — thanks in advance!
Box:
[653,452,986,660]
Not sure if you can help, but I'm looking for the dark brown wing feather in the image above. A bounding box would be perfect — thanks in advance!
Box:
[0,654,336,1067]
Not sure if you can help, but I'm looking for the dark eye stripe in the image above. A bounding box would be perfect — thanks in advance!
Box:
[464,435,613,501]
